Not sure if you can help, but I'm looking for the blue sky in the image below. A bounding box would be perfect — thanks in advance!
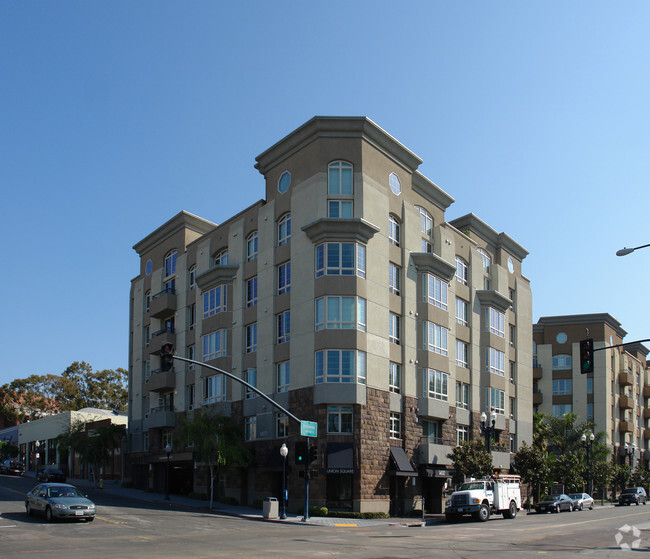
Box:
[2,2,649,386]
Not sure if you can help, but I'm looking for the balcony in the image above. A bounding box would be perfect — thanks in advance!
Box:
[145,369,176,392]
[148,327,176,355]
[419,436,454,466]
[533,366,543,380]
[533,391,543,405]
[619,420,634,433]
[148,288,177,319]
[619,371,634,386]
[143,408,176,430]
[619,395,635,410]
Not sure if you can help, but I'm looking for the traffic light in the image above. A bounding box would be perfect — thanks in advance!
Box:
[308,443,318,464]
[295,441,308,465]
[161,343,174,372]
[579,338,594,374]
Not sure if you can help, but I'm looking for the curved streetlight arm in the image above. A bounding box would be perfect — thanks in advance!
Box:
[616,243,650,256]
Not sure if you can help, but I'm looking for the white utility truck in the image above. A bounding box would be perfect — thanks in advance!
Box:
[444,475,521,522]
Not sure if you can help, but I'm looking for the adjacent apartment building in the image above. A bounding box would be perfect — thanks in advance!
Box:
[533,314,650,468]
[127,116,533,514]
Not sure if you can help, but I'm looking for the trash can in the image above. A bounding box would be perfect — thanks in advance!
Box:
[263,497,279,519]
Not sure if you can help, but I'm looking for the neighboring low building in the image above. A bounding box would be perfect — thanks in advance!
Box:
[533,314,649,468]
[18,408,128,480]
[127,116,533,514]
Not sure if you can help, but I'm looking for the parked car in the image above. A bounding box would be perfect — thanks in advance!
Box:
[535,494,575,513]
[0,459,25,476]
[37,467,66,483]
[25,483,95,522]
[618,487,647,506]
[568,492,594,510]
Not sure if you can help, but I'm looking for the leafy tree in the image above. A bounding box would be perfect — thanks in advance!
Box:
[591,461,613,503]
[551,452,583,493]
[611,463,632,499]
[447,439,493,486]
[630,465,650,494]
[0,440,19,460]
[178,408,251,509]
[513,441,551,502]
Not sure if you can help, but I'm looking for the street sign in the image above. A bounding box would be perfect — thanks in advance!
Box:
[300,420,318,437]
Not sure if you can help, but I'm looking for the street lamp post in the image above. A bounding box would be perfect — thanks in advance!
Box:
[280,443,288,520]
[34,440,40,477]
[480,410,497,453]
[624,442,636,468]
[165,443,172,502]
[582,432,595,495]
[616,243,650,257]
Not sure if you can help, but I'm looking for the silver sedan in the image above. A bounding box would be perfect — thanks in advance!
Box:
[25,483,96,522]
[568,492,594,510]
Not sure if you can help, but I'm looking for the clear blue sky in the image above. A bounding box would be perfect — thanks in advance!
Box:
[2,2,649,386]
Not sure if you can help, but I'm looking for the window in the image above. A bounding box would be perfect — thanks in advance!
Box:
[587,402,593,420]
[423,273,448,310]
[187,344,195,369]
[247,232,258,261]
[509,325,515,346]
[277,311,290,343]
[487,307,505,337]
[423,420,441,444]
[278,262,291,294]
[510,361,515,383]
[389,263,401,295]
[487,387,505,415]
[165,250,177,278]
[455,298,468,326]
[327,406,353,434]
[456,340,469,368]
[144,360,150,380]
[552,354,572,370]
[416,206,433,237]
[245,416,256,441]
[315,296,366,331]
[477,248,491,274]
[328,161,353,195]
[202,330,227,360]
[328,200,353,218]
[204,374,226,404]
[278,213,291,246]
[188,303,196,330]
[587,377,593,394]
[189,265,196,290]
[455,256,468,285]
[510,434,516,453]
[245,368,257,399]
[457,425,470,445]
[214,249,228,266]
[389,362,401,393]
[389,215,400,246]
[552,404,573,417]
[276,413,288,438]
[425,369,448,401]
[486,347,505,376]
[246,277,258,307]
[424,322,448,356]
[203,285,227,318]
[145,290,151,313]
[144,325,149,347]
[552,378,572,395]
[315,242,366,278]
[143,432,149,451]
[277,361,290,392]
[389,172,401,195]
[246,323,257,353]
[278,171,291,194]
[389,312,400,345]
[186,384,195,410]
[456,381,469,409]
[390,412,402,439]
[315,350,366,384]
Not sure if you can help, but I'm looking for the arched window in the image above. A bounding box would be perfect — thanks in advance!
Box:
[214,249,228,266]
[416,206,433,236]
[247,231,258,261]
[552,354,572,370]
[477,248,491,274]
[164,250,177,278]
[278,213,291,246]
[328,161,353,195]
[188,265,196,290]
[389,215,400,246]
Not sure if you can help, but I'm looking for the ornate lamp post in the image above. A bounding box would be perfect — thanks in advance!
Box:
[280,443,288,519]
[165,443,172,501]
[34,440,40,477]
[624,442,636,468]
[581,432,595,495]
[480,410,497,453]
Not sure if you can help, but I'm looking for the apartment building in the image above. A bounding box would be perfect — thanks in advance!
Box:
[533,314,650,468]
[127,116,533,514]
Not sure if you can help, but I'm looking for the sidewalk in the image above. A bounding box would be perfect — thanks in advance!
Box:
[28,471,440,527]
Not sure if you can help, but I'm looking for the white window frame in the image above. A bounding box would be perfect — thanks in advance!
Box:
[245,368,257,399]
[278,261,291,295]
[214,249,228,266]
[202,330,227,360]
[487,387,505,415]
[424,273,448,310]
[457,425,470,445]
[389,312,400,345]
[456,340,469,368]
[487,307,505,337]
[389,362,401,394]
[247,231,258,261]
[485,347,505,376]
[477,248,491,274]
[277,361,290,392]
[277,310,290,344]
[278,213,291,246]
[315,350,366,384]
[327,405,353,434]
[455,256,468,285]
[204,374,226,404]
[246,323,257,353]
[315,296,365,331]
[425,368,448,401]
[552,378,572,395]
[328,161,353,195]
[389,262,400,295]
[455,297,468,326]
[456,381,469,409]
[424,321,448,356]
[328,199,353,218]
[389,215,400,246]
[390,412,402,439]
[203,285,227,318]
[315,242,366,278]
[165,250,177,278]
[246,276,258,307]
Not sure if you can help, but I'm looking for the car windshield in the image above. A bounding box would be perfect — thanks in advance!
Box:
[568,494,581,499]
[622,489,636,494]
[459,482,485,490]
[48,487,81,498]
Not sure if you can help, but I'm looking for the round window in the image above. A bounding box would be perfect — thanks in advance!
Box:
[556,332,568,344]
[278,171,291,194]
[389,172,401,195]
[145,259,152,276]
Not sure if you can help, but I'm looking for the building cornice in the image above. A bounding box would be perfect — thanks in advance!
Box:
[449,213,529,261]
[302,217,380,244]
[535,313,627,339]
[133,211,216,256]
[410,252,456,282]
[412,171,455,212]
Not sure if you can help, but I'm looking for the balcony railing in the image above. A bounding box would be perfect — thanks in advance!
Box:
[152,325,175,337]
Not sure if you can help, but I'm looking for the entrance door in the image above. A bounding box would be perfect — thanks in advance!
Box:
[326,474,353,511]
